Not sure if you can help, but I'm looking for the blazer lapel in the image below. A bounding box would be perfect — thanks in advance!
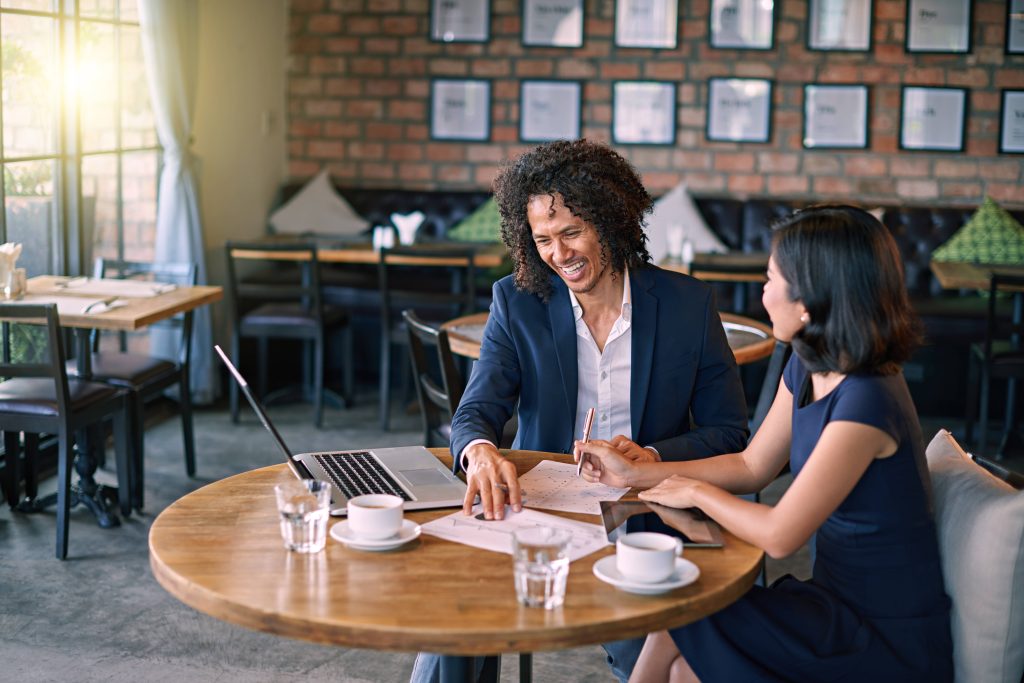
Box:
[630,268,656,439]
[548,277,578,429]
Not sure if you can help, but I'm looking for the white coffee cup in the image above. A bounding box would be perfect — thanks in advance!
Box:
[616,532,683,583]
[347,494,403,540]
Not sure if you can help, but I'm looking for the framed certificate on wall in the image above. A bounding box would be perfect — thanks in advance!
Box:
[612,81,677,145]
[807,0,873,51]
[1000,90,1024,154]
[520,80,582,142]
[614,0,679,49]
[803,84,870,149]
[431,0,490,43]
[709,0,775,50]
[430,79,491,141]
[905,0,972,53]
[706,78,773,143]
[523,0,584,47]
[899,86,968,151]
[1008,0,1024,54]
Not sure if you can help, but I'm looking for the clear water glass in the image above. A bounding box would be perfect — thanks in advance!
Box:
[274,480,332,553]
[512,526,571,609]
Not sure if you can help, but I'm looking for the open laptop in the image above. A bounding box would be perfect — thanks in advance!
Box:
[214,345,467,515]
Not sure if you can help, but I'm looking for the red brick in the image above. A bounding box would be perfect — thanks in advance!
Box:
[324,37,360,54]
[776,20,798,43]
[308,140,346,159]
[735,63,776,79]
[345,17,380,34]
[804,155,841,174]
[679,106,704,128]
[996,71,1024,88]
[351,58,387,76]
[861,66,901,84]
[364,80,401,96]
[891,158,931,177]
[942,182,984,199]
[360,163,396,180]
[472,60,511,77]
[947,68,990,88]
[406,80,430,98]
[819,65,862,83]
[402,38,441,55]
[366,122,404,139]
[600,63,640,80]
[289,77,323,96]
[388,100,425,120]
[896,179,940,200]
[309,56,345,75]
[845,157,888,176]
[398,163,433,182]
[767,176,809,195]
[437,165,470,183]
[814,176,856,196]
[678,83,697,104]
[324,77,362,96]
[330,0,363,9]
[367,0,401,12]
[979,162,1023,181]
[493,15,520,35]
[591,103,611,125]
[291,36,324,55]
[645,62,685,80]
[585,17,613,37]
[405,123,429,140]
[983,24,1004,45]
[680,18,706,39]
[902,67,944,85]
[630,148,671,168]
[346,100,383,118]
[386,143,423,161]
[428,59,468,76]
[325,121,360,138]
[448,43,485,58]
[467,145,504,163]
[305,99,343,117]
[987,183,1024,204]
[671,150,711,170]
[875,44,909,64]
[365,38,400,53]
[976,46,1005,64]
[758,153,799,173]
[425,144,465,162]
[486,39,523,58]
[728,174,765,194]
[682,172,726,192]
[349,142,384,159]
[289,119,323,137]
[389,58,427,76]
[689,62,730,79]
[873,133,898,153]
[642,173,682,192]
[289,160,321,177]
[714,153,756,172]
[308,13,341,34]
[475,166,499,186]
[935,160,979,178]
[875,0,903,20]
[515,60,554,78]
[383,16,419,34]
[288,140,306,157]
[966,138,998,156]
[324,161,356,180]
[492,125,518,142]
[292,0,326,11]
[584,82,611,100]
[975,1,1005,22]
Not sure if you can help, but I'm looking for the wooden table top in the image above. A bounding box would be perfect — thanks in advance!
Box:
[22,276,222,332]
[230,239,508,269]
[442,311,775,366]
[149,451,762,655]
[929,260,1024,291]
[660,252,769,283]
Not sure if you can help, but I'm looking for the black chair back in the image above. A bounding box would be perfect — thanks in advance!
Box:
[225,241,328,328]
[984,273,1024,362]
[0,304,71,417]
[403,309,463,447]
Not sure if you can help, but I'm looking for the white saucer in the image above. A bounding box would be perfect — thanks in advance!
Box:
[330,519,421,551]
[592,556,700,595]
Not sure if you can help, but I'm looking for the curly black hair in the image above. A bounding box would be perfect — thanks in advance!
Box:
[492,139,653,300]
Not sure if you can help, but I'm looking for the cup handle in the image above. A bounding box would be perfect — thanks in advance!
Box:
[674,538,683,557]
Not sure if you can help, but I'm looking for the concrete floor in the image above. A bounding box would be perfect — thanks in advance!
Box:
[10,394,1008,682]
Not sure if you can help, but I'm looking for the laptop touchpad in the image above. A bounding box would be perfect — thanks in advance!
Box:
[399,468,452,486]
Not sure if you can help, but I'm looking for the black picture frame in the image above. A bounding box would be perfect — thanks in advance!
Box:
[1007,0,1024,54]
[705,78,773,143]
[429,78,492,141]
[709,0,775,50]
[612,81,677,146]
[905,0,972,54]
[614,0,679,49]
[803,84,870,149]
[519,80,583,142]
[522,0,584,48]
[430,0,490,43]
[807,0,873,52]
[999,89,1024,154]
[899,85,968,152]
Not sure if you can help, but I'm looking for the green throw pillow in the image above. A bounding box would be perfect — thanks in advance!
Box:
[932,197,1024,265]
[448,197,502,243]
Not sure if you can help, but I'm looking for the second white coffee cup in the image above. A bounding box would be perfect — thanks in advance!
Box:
[616,532,683,583]
[347,494,404,540]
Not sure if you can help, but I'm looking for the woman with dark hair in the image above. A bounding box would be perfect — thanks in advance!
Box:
[579,206,952,682]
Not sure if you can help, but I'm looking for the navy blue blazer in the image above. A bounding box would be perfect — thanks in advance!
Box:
[450,266,749,465]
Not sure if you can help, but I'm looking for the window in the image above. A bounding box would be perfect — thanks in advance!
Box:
[1,0,158,278]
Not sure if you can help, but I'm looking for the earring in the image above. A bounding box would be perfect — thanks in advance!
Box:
[800,313,810,324]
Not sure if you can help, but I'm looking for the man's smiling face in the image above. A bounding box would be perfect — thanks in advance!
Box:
[527,192,608,295]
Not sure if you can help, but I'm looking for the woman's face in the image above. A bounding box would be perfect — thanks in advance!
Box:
[762,254,808,343]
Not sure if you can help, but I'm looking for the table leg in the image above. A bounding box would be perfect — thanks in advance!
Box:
[438,655,501,683]
[519,653,532,683]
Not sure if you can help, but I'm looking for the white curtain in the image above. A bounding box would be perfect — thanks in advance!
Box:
[138,0,215,403]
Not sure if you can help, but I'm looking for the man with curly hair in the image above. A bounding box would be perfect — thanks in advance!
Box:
[411,139,749,683]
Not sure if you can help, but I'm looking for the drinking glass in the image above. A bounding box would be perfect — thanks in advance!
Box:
[512,526,571,609]
[274,480,332,553]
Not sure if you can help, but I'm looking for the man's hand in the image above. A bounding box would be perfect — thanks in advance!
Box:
[574,438,637,488]
[462,442,521,520]
[609,435,660,464]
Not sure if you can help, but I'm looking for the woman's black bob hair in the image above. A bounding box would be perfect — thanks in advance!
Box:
[771,205,922,375]
[492,139,653,300]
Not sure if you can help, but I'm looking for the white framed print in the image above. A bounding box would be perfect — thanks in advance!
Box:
[612,81,677,145]
[808,0,873,51]
[614,0,679,49]
[709,0,775,50]
[1008,0,1024,54]
[706,78,773,143]
[520,80,582,142]
[523,0,583,47]
[430,0,490,43]
[803,84,870,149]
[899,86,967,152]
[430,79,491,141]
[1000,90,1024,154]
[906,0,972,53]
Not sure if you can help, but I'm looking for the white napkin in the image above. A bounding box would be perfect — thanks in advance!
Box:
[0,242,21,283]
[391,211,425,246]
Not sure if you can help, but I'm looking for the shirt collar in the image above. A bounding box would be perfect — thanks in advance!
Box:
[567,267,632,323]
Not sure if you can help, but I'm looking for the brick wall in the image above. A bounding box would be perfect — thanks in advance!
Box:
[287,0,1023,207]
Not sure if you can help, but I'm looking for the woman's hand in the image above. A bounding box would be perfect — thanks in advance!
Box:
[638,475,705,509]
[574,438,637,488]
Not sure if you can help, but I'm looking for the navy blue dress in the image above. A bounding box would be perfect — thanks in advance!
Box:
[670,356,952,682]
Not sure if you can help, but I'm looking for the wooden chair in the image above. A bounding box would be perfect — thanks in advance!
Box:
[0,303,130,559]
[964,274,1024,459]
[403,309,463,448]
[377,245,476,430]
[72,258,196,511]
[225,241,353,428]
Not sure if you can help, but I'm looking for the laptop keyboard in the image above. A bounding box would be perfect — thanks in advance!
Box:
[312,451,413,501]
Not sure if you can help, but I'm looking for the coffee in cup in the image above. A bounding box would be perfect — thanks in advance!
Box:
[615,532,683,583]
[347,494,403,539]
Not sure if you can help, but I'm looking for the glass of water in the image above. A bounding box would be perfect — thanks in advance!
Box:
[274,480,332,553]
[512,526,571,609]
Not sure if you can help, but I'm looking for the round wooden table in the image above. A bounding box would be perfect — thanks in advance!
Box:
[442,312,775,365]
[150,451,762,662]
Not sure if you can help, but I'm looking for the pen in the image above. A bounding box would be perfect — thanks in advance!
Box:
[577,407,596,477]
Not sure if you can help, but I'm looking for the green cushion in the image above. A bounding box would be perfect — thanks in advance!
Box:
[932,197,1024,265]
[448,197,502,243]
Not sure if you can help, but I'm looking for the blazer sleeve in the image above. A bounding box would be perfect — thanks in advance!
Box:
[449,281,522,469]
[649,289,749,460]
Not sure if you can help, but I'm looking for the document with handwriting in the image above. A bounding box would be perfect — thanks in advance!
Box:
[518,460,629,515]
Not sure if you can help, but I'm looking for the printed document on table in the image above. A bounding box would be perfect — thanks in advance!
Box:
[421,507,609,562]
[517,460,629,515]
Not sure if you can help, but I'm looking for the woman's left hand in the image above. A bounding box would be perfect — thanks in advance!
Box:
[638,475,705,509]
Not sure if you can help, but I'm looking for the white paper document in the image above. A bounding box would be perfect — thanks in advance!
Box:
[54,277,176,299]
[517,460,629,516]
[421,507,609,562]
